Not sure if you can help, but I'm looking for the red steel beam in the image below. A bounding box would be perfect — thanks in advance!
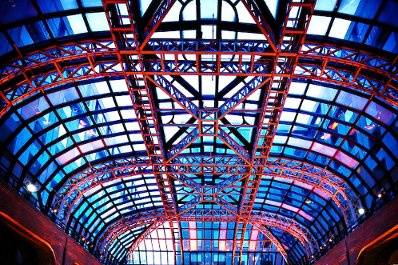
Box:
[233,1,316,263]
[98,208,316,261]
[240,0,277,52]
[102,0,185,261]
[53,156,356,244]
[1,59,394,121]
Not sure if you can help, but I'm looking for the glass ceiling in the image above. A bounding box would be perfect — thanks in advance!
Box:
[0,0,397,265]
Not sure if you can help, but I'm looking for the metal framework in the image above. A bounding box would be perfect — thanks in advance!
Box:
[0,0,398,265]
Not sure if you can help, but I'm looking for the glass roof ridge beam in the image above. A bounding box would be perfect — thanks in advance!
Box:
[103,1,184,262]
[2,43,398,116]
[234,2,315,264]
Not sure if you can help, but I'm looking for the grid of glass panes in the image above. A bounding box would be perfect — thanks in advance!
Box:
[68,174,163,246]
[271,81,398,223]
[0,0,112,55]
[0,78,147,208]
[310,0,398,52]
[254,177,345,260]
[129,221,287,265]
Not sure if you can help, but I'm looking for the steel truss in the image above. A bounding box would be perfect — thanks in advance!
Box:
[232,2,315,263]
[52,154,356,263]
[1,39,397,118]
[101,0,187,262]
[96,208,318,264]
[54,156,359,225]
[1,0,397,264]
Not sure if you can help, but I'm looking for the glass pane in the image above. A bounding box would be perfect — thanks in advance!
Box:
[0,33,12,55]
[0,0,37,24]
[315,0,337,11]
[87,12,110,32]
[37,0,78,13]
[307,16,331,36]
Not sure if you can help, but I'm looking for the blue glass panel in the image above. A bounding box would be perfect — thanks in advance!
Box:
[17,97,50,120]
[0,33,13,55]
[37,0,78,13]
[27,21,50,43]
[48,87,79,105]
[48,15,87,37]
[379,0,398,27]
[200,0,218,19]
[0,114,22,141]
[0,0,37,24]
[47,17,73,37]
[9,127,32,153]
[365,102,396,125]
[340,0,381,19]
[338,0,360,15]
[66,14,88,34]
[346,22,369,43]
[87,12,110,32]
[383,32,398,53]
[139,0,152,15]
[8,26,33,47]
[365,26,387,49]
[82,0,102,7]
[315,0,337,11]
[19,140,41,165]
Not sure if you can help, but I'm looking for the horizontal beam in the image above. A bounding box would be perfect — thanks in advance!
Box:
[98,208,317,259]
[53,156,357,234]
[1,40,395,111]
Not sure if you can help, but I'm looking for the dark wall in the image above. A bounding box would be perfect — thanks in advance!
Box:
[315,196,398,265]
[0,185,101,265]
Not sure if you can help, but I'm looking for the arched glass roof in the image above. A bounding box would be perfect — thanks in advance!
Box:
[0,0,397,265]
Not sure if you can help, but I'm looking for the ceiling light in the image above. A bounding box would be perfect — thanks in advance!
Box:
[358,208,365,215]
[26,182,38,193]
[305,199,312,204]
[377,193,382,198]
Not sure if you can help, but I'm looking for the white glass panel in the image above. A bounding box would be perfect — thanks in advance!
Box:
[307,16,331,35]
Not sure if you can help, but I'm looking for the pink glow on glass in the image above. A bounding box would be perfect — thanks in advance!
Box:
[265,200,282,207]
[294,180,313,190]
[219,223,227,251]
[329,121,339,130]
[313,187,330,200]
[311,142,336,156]
[282,203,299,213]
[335,150,359,168]
[249,229,259,251]
[56,147,79,164]
[299,210,314,221]
[265,199,313,220]
[79,139,104,153]
[189,221,197,251]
